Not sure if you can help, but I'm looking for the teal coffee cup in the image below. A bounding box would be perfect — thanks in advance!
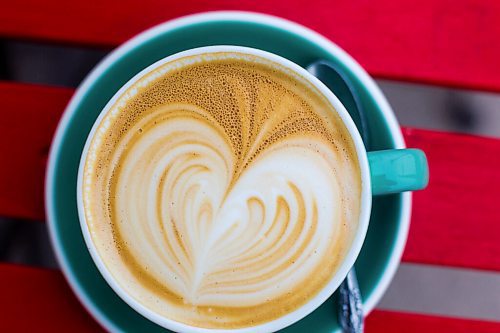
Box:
[46,12,428,333]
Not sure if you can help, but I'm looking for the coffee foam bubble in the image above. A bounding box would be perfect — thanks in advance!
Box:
[82,52,361,329]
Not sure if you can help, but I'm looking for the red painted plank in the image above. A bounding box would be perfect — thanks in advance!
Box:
[2,264,500,332]
[0,263,102,332]
[0,82,72,221]
[402,128,500,272]
[366,310,500,333]
[1,83,500,272]
[1,0,500,92]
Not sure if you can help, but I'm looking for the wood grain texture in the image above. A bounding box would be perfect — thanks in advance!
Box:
[0,263,102,332]
[366,310,500,333]
[2,264,500,332]
[1,0,500,91]
[1,83,500,271]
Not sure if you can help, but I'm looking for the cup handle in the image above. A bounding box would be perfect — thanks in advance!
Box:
[368,148,429,195]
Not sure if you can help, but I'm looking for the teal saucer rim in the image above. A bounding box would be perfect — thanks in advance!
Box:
[45,11,411,332]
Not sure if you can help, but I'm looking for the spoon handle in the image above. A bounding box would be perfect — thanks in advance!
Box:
[338,269,364,333]
[306,61,366,333]
[306,61,370,146]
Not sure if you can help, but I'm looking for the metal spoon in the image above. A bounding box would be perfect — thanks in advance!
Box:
[307,61,369,333]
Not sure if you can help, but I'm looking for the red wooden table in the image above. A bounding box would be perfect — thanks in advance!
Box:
[1,1,500,332]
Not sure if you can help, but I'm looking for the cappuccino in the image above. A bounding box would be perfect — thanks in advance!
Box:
[82,52,361,329]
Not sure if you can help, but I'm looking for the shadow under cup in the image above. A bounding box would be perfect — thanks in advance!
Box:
[46,12,411,333]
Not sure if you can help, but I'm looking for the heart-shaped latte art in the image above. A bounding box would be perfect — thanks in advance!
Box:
[112,103,344,307]
[82,54,361,328]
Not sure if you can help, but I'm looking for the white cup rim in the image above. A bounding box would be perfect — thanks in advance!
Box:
[76,45,372,333]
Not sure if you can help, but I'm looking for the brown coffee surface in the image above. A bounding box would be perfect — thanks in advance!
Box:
[82,52,361,329]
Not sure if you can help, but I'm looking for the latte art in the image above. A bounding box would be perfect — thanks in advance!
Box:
[82,53,361,329]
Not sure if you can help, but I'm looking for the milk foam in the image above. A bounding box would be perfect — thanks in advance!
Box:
[82,53,361,329]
